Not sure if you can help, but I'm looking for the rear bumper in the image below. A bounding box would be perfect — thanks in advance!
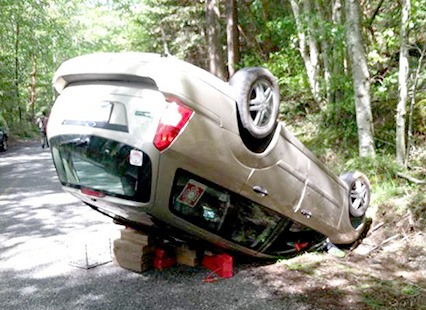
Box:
[64,186,156,227]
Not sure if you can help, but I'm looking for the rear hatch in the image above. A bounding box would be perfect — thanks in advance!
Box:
[48,82,168,206]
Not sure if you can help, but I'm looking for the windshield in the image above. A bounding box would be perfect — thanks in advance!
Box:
[50,135,152,202]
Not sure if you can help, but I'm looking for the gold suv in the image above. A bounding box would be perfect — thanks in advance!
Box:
[48,53,370,258]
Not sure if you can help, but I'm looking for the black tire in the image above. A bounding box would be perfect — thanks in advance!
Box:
[340,171,371,217]
[229,67,280,139]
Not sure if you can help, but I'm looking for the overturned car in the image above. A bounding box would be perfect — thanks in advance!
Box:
[48,52,370,258]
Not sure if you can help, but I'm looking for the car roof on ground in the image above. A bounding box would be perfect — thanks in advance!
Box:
[52,52,235,101]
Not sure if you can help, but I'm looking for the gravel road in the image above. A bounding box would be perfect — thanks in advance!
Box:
[0,141,313,310]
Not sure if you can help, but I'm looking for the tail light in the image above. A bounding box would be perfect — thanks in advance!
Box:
[154,97,193,152]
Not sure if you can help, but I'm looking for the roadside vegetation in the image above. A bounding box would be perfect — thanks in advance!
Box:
[278,117,425,309]
[280,96,425,309]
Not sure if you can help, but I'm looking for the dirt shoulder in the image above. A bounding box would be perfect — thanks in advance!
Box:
[241,207,425,310]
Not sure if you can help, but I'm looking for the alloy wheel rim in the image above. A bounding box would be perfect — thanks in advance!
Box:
[249,80,274,127]
[350,179,368,211]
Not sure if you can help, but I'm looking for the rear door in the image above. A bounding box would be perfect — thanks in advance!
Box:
[49,82,166,144]
[48,82,168,206]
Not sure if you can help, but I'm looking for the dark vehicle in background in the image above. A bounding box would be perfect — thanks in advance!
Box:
[47,53,371,258]
[0,124,8,152]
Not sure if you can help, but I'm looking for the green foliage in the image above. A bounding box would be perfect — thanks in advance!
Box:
[0,0,146,140]
[290,89,362,163]
[127,0,206,67]
[0,0,424,162]
[343,154,401,185]
[360,278,423,309]
[0,113,8,130]
[0,0,78,128]
[267,50,309,100]
[9,120,39,139]
[413,98,426,133]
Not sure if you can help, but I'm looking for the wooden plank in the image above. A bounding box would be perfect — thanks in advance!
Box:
[113,254,152,272]
[113,239,154,257]
[176,246,198,267]
[120,228,153,246]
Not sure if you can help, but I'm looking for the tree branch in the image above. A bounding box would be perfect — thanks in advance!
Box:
[367,0,385,28]
[366,234,401,255]
[396,172,426,185]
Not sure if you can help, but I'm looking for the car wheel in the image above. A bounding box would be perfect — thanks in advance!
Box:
[229,67,280,139]
[340,171,370,217]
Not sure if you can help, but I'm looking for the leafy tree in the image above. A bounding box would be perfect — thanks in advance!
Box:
[0,0,138,135]
[0,0,63,125]
[0,0,424,165]
[126,0,207,68]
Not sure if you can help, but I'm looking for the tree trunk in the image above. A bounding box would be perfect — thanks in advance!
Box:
[345,0,376,157]
[225,0,239,78]
[406,44,425,167]
[206,0,226,80]
[29,55,37,120]
[315,0,332,105]
[396,0,411,167]
[14,21,21,122]
[290,0,321,104]
[332,0,345,104]
[305,0,321,103]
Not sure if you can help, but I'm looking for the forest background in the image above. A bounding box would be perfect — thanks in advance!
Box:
[0,0,425,308]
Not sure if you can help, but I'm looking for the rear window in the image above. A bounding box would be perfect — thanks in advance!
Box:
[52,83,166,139]
[50,135,152,202]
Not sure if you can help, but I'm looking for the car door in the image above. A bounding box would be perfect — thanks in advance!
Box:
[239,125,344,238]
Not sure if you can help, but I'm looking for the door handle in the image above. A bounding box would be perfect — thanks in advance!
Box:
[300,209,312,219]
[253,185,268,197]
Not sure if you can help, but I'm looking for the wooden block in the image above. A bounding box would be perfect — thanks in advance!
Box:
[113,247,153,262]
[177,255,198,267]
[113,240,153,273]
[176,246,198,267]
[113,253,152,272]
[120,228,153,246]
[113,238,154,257]
[176,246,197,259]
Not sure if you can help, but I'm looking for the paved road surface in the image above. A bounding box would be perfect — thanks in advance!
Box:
[0,141,309,310]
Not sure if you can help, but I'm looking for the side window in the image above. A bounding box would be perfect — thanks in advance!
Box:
[170,170,285,250]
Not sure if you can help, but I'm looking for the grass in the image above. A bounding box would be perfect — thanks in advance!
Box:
[276,249,425,310]
[359,279,424,310]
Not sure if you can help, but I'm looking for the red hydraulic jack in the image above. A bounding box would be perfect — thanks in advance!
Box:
[154,247,177,270]
[202,253,234,282]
